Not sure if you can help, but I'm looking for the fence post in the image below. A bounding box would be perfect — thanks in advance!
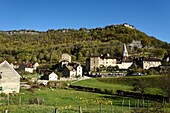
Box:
[7,94,9,105]
[37,98,39,105]
[4,109,8,113]
[137,99,139,108]
[142,99,145,108]
[135,99,137,108]
[122,100,124,112]
[79,106,82,113]
[55,108,58,113]
[147,100,149,108]
[100,103,102,113]
[111,102,114,113]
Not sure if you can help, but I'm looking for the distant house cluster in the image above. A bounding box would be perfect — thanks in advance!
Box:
[59,54,83,78]
[86,44,133,72]
[11,61,39,73]
[85,43,165,76]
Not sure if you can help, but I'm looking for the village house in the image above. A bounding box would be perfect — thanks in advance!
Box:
[11,61,20,69]
[62,63,83,78]
[59,53,71,70]
[159,53,170,74]
[0,60,21,94]
[18,62,39,73]
[76,64,83,77]
[33,62,39,70]
[25,64,34,73]
[62,66,76,78]
[140,57,162,70]
[41,72,58,81]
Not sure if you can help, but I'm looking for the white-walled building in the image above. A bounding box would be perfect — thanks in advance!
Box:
[0,60,21,94]
[142,57,161,69]
[76,65,83,77]
[48,72,58,81]
[33,62,39,70]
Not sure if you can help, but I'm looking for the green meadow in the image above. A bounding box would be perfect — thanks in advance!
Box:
[0,75,169,113]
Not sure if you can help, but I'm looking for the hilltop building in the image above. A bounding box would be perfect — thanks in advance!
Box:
[122,23,135,29]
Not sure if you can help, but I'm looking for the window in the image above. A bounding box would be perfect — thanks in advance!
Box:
[0,87,2,91]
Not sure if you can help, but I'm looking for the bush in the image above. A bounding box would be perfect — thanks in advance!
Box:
[27,88,34,93]
[0,93,7,97]
[29,97,44,105]
[47,81,67,88]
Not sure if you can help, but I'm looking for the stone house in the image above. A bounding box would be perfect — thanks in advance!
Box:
[0,60,21,94]
[62,66,76,78]
[59,54,72,70]
[141,57,161,69]
[159,53,170,74]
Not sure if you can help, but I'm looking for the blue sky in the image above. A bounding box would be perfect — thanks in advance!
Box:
[0,0,170,43]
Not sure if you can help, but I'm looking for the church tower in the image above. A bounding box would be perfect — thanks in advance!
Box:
[122,43,128,57]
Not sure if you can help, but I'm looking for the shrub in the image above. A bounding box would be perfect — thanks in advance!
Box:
[27,88,34,93]
[29,97,44,105]
[0,93,7,97]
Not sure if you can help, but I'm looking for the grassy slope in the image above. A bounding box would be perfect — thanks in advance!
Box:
[0,75,167,113]
[73,75,163,95]
[0,88,133,113]
[72,78,132,92]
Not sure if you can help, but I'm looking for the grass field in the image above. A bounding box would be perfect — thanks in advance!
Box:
[0,88,136,113]
[73,75,164,95]
[0,75,168,113]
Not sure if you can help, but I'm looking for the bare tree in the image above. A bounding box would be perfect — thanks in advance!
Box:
[132,78,148,96]
[159,74,170,99]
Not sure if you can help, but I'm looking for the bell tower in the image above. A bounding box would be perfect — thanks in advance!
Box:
[122,43,128,57]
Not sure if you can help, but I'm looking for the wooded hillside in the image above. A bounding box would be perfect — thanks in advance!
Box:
[0,24,169,64]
